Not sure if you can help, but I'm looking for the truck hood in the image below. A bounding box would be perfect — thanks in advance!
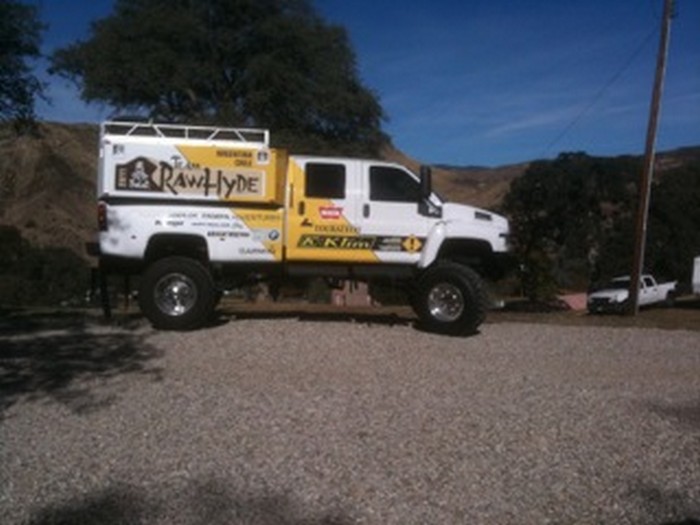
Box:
[434,202,510,254]
[442,202,509,230]
[588,288,629,303]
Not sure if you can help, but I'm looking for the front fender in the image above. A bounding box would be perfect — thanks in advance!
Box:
[419,222,446,268]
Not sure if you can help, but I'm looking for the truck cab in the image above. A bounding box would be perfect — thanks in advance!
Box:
[283,156,509,271]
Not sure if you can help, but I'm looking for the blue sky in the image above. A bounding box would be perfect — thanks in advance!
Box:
[34,0,699,167]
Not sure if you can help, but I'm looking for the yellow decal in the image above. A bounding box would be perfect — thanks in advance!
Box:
[402,235,423,253]
[177,146,261,168]
[284,159,378,263]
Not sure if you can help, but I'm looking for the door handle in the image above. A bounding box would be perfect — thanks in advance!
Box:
[363,203,370,218]
[298,201,305,215]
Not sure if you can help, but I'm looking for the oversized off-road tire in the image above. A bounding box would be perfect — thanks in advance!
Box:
[139,256,216,330]
[413,262,489,336]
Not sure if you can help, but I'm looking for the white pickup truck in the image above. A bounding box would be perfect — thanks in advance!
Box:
[693,256,700,295]
[587,274,677,314]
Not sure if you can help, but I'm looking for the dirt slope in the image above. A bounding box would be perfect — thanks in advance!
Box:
[0,123,98,261]
[380,145,526,210]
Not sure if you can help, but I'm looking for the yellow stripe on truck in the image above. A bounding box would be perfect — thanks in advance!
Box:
[285,159,379,263]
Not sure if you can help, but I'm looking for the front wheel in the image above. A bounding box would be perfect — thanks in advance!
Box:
[413,262,489,336]
[139,256,216,330]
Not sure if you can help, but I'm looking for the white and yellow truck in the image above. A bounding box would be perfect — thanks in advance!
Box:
[95,121,511,334]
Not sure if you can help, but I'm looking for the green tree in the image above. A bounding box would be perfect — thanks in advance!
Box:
[0,0,44,133]
[502,152,639,299]
[646,161,700,288]
[51,0,386,155]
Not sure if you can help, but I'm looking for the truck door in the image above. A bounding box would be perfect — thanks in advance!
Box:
[358,163,431,264]
[639,276,656,306]
[286,158,375,262]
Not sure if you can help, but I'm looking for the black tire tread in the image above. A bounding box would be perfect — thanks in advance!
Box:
[138,256,215,330]
[414,261,489,335]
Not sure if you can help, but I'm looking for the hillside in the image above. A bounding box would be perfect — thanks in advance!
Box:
[380,145,526,210]
[0,123,98,262]
[1,122,698,265]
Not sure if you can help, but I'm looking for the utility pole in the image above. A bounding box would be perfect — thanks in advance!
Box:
[628,0,674,315]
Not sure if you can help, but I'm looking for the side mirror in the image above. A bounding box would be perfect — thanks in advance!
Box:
[420,165,432,200]
[418,165,441,218]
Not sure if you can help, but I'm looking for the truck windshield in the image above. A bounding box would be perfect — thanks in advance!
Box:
[606,278,630,289]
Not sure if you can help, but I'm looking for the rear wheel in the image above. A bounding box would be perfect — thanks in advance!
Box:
[139,256,215,330]
[414,262,489,335]
[664,292,676,308]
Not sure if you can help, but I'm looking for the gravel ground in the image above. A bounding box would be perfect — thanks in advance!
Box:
[1,311,699,524]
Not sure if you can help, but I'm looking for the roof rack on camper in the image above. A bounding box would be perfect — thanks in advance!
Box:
[101,120,270,146]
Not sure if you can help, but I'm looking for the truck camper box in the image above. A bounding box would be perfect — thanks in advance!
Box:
[99,121,286,205]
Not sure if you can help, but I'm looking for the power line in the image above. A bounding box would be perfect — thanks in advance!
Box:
[541,27,658,158]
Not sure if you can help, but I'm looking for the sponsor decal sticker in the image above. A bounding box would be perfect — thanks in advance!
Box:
[252,229,280,242]
[297,235,425,252]
[114,156,265,199]
[319,206,343,220]
[299,235,376,250]
[207,231,250,238]
[238,212,280,224]
[239,247,270,256]
[314,224,359,234]
[215,149,253,167]
[402,235,423,253]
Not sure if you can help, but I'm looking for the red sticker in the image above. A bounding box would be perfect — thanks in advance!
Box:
[319,206,343,219]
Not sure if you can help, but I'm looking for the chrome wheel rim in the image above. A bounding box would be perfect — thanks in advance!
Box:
[154,273,197,316]
[428,282,464,322]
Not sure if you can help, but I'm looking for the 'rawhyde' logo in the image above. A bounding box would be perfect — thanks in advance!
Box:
[115,157,264,199]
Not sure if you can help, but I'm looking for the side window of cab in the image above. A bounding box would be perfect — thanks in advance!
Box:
[305,163,346,199]
[369,166,420,203]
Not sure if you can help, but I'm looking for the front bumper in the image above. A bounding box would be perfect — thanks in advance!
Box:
[587,298,627,314]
